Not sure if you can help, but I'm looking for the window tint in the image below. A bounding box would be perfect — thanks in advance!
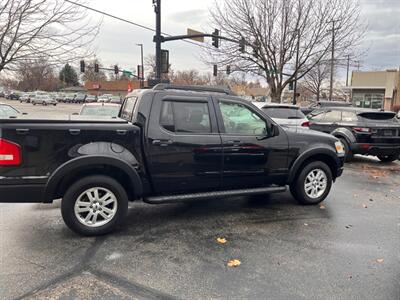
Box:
[262,107,305,119]
[324,110,342,122]
[219,101,267,135]
[342,111,358,122]
[160,101,211,134]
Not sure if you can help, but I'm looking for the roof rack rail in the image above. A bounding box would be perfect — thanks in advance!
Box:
[152,84,236,96]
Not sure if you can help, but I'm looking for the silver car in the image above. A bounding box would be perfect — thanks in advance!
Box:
[32,94,57,106]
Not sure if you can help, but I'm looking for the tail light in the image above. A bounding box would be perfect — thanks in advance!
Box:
[0,138,21,166]
[353,127,371,133]
[301,121,310,127]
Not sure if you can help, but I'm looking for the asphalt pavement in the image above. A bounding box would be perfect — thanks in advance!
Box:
[0,99,399,300]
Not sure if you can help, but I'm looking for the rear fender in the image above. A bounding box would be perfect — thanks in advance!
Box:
[331,127,356,144]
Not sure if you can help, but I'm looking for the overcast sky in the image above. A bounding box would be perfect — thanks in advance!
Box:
[87,0,400,81]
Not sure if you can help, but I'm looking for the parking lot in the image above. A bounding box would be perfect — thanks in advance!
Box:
[0,99,399,300]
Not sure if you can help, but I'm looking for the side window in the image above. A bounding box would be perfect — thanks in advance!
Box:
[308,110,325,121]
[219,101,267,135]
[160,101,211,134]
[342,111,358,122]
[120,96,138,121]
[324,110,342,122]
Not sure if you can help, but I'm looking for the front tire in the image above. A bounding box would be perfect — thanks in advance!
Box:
[377,154,397,163]
[61,175,129,236]
[290,161,333,205]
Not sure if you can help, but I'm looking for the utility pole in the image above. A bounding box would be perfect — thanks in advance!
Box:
[136,43,144,88]
[293,29,300,105]
[154,0,162,82]
[327,19,340,101]
[346,54,350,87]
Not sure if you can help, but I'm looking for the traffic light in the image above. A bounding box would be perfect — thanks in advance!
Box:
[212,29,219,48]
[226,65,231,75]
[289,82,294,91]
[94,63,99,73]
[213,65,218,77]
[114,65,119,74]
[161,49,169,74]
[239,37,245,53]
[80,60,85,73]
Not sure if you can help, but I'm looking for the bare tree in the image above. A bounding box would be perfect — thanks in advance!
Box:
[144,54,172,81]
[82,59,107,82]
[17,58,60,91]
[206,0,365,102]
[0,0,101,73]
[302,60,331,102]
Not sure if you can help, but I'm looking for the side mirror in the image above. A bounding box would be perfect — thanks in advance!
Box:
[270,122,279,137]
[72,112,79,115]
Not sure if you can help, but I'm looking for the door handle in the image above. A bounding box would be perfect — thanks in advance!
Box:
[16,128,30,135]
[225,140,241,146]
[152,139,173,146]
[69,129,81,135]
[116,130,127,135]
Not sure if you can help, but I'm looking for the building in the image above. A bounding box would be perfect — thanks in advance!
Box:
[84,80,145,96]
[350,69,400,111]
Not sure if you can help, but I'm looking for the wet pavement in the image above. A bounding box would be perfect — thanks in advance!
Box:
[1,99,399,299]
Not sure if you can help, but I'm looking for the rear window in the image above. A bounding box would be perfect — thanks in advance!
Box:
[262,107,305,119]
[120,96,138,120]
[358,112,397,121]
[80,106,121,117]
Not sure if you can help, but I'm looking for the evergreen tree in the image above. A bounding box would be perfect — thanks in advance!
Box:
[59,64,79,86]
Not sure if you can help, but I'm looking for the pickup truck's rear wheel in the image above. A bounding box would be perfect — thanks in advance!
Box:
[377,154,397,162]
[290,161,332,205]
[61,175,128,236]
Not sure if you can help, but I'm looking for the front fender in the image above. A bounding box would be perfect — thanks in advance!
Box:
[44,155,143,203]
[331,127,356,144]
[288,146,341,183]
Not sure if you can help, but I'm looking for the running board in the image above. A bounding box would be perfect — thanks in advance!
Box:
[143,186,287,204]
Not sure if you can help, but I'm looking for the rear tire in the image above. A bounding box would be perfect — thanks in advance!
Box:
[377,154,397,163]
[61,175,129,236]
[290,161,333,205]
[339,138,353,162]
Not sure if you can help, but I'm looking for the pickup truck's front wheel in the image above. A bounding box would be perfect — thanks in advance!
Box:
[290,161,332,205]
[61,175,128,236]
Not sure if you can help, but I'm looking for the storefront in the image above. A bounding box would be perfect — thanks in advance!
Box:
[352,89,385,109]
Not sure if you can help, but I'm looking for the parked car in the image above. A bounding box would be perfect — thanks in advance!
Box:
[64,93,76,103]
[301,101,352,116]
[32,94,57,106]
[308,107,400,162]
[109,96,122,104]
[6,91,21,100]
[0,84,344,235]
[19,93,31,103]
[97,95,110,103]
[73,93,87,104]
[55,93,66,102]
[79,103,121,118]
[0,103,20,118]
[254,103,310,129]
[85,95,97,103]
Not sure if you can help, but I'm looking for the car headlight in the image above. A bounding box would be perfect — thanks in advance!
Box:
[335,141,345,155]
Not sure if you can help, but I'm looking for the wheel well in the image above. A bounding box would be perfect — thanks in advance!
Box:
[54,165,135,201]
[292,154,339,182]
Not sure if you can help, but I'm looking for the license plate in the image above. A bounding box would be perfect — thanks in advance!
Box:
[384,130,393,136]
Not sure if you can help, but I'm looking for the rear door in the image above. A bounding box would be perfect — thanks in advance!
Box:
[215,98,289,189]
[145,93,223,195]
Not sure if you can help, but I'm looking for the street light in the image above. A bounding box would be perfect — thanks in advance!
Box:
[136,43,144,88]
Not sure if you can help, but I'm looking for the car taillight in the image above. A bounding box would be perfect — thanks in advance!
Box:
[301,121,310,127]
[353,127,371,133]
[0,138,21,166]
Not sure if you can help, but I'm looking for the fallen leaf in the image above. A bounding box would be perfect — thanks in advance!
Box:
[217,237,227,244]
[376,258,384,263]
[369,198,374,202]
[227,259,241,267]
[345,225,353,229]
[362,204,368,208]
[319,205,326,210]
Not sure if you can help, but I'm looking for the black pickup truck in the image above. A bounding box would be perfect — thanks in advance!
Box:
[0,85,345,235]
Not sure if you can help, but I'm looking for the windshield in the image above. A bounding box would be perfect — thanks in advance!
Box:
[0,105,19,118]
[80,105,120,117]
[262,107,305,119]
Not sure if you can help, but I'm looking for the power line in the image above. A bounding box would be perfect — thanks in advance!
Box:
[64,0,203,48]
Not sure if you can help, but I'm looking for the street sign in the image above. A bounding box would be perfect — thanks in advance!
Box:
[187,28,205,43]
[122,70,133,77]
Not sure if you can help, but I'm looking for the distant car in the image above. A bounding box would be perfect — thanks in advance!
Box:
[74,93,87,104]
[7,91,21,100]
[32,94,57,106]
[97,95,110,103]
[301,101,352,116]
[85,95,97,103]
[19,93,31,103]
[79,103,121,117]
[63,93,76,103]
[55,93,66,102]
[109,96,122,104]
[255,103,310,129]
[0,103,20,118]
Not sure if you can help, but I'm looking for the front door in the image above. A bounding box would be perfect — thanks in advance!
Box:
[215,98,289,189]
[146,94,223,195]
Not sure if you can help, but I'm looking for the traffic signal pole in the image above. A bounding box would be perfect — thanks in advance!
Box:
[154,0,162,82]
